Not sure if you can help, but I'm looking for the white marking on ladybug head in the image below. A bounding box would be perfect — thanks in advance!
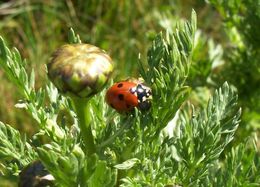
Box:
[137,88,144,93]
[130,87,136,94]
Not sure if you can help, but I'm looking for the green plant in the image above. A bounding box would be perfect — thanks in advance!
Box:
[205,0,260,139]
[0,10,259,187]
[0,1,180,130]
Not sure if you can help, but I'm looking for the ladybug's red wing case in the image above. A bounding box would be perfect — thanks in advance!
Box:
[105,82,138,112]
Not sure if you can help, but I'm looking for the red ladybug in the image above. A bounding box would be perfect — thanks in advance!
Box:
[106,81,152,112]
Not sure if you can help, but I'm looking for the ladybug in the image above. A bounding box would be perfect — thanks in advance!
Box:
[105,80,152,112]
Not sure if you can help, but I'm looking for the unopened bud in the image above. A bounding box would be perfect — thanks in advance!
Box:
[47,44,113,98]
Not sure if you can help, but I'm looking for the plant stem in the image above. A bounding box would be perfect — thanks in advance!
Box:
[98,117,132,149]
[72,97,95,155]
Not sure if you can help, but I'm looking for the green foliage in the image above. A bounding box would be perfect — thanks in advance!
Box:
[140,10,196,131]
[68,28,82,44]
[0,6,259,187]
[0,36,66,142]
[0,122,36,176]
[174,82,241,186]
[189,31,224,88]
[37,143,116,187]
[206,0,260,138]
[210,139,260,186]
[207,0,260,101]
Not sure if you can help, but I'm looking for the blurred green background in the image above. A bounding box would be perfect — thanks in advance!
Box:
[0,0,259,186]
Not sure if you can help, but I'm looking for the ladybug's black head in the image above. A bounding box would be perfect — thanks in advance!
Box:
[136,84,152,111]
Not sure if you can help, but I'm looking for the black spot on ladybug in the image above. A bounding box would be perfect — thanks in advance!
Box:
[117,83,123,88]
[126,104,131,108]
[118,94,124,100]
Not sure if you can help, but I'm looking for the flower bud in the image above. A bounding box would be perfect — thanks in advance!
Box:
[47,44,113,98]
[19,160,54,187]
